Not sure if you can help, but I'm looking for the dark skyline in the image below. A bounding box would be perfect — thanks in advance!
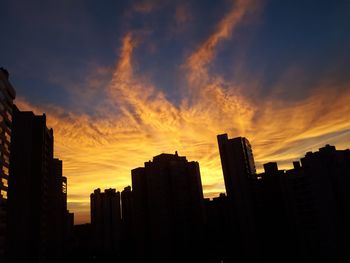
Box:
[1,68,349,261]
[72,139,350,263]
[1,0,350,223]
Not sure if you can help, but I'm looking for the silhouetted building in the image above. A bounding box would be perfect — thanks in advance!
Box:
[217,135,256,197]
[64,211,74,257]
[204,193,234,263]
[70,223,94,261]
[90,188,121,257]
[7,106,55,262]
[217,134,259,262]
[131,152,205,262]
[121,186,133,259]
[47,159,73,261]
[61,176,74,258]
[0,67,16,257]
[284,145,350,262]
[61,175,74,240]
[255,162,292,263]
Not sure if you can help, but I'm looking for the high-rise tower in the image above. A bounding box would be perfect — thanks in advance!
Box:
[7,106,54,262]
[131,152,205,262]
[217,134,259,263]
[217,134,256,198]
[90,188,121,256]
[0,68,16,258]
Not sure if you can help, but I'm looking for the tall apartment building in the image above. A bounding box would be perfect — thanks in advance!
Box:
[48,159,70,261]
[217,134,259,263]
[285,145,350,262]
[7,106,54,263]
[90,188,122,256]
[0,68,16,258]
[120,186,132,257]
[255,162,292,263]
[217,134,256,198]
[131,152,205,263]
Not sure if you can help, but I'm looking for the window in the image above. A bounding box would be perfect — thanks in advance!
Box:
[1,190,7,199]
[3,166,9,176]
[5,131,10,143]
[4,143,9,153]
[2,178,8,187]
[62,181,67,194]
[5,111,12,122]
[4,154,9,164]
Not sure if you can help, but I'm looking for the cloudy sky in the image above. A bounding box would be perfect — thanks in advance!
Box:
[1,0,350,223]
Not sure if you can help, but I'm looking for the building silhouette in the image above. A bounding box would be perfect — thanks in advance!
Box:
[50,159,74,260]
[6,106,68,262]
[121,186,133,259]
[0,68,16,258]
[131,152,205,263]
[217,134,259,263]
[61,175,74,258]
[283,145,350,262]
[240,143,350,263]
[254,162,292,263]
[70,223,94,261]
[90,188,122,258]
[217,135,256,197]
[204,193,233,263]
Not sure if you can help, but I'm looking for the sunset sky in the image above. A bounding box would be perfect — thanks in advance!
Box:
[1,0,350,224]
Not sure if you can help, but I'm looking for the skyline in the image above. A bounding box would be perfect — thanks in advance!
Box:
[1,0,350,224]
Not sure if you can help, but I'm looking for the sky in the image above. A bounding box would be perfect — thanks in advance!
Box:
[1,0,350,224]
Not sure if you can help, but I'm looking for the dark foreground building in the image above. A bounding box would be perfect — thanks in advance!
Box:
[90,188,122,258]
[217,134,259,263]
[283,145,350,262]
[131,152,205,263]
[6,106,69,263]
[0,68,16,258]
[254,162,292,263]
[204,193,233,263]
[121,186,133,257]
[250,145,350,263]
[213,135,350,263]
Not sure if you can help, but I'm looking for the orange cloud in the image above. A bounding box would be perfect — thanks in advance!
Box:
[14,1,350,224]
[186,0,255,86]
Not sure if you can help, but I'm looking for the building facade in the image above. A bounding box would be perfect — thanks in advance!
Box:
[217,134,259,263]
[131,152,205,262]
[90,188,122,256]
[0,68,16,258]
[120,186,133,258]
[7,106,55,262]
[284,145,350,262]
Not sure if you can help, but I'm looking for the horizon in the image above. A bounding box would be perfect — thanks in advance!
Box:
[1,0,350,224]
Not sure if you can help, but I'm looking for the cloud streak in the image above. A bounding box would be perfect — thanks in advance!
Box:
[186,0,255,85]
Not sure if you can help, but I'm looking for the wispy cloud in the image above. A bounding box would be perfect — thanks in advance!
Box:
[186,0,255,85]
